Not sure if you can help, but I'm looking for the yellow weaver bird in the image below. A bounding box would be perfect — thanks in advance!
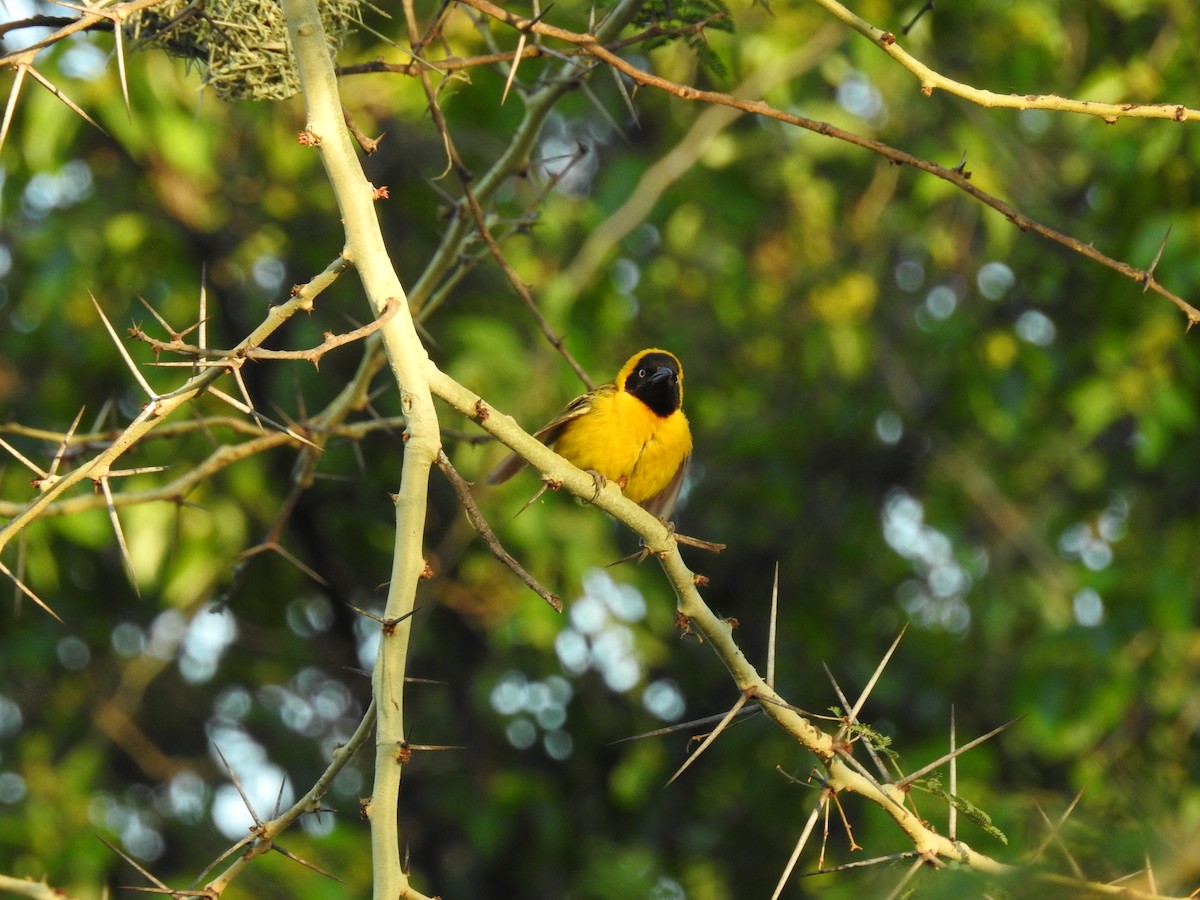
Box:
[487,349,692,519]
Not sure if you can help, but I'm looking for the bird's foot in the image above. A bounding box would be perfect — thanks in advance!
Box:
[584,469,608,502]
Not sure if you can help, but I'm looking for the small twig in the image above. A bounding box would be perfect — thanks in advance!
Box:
[808,0,1200,124]
[434,449,562,611]
[237,539,329,588]
[671,532,726,553]
[343,104,382,154]
[900,0,934,35]
[827,785,862,852]
[131,296,401,365]
[456,152,596,386]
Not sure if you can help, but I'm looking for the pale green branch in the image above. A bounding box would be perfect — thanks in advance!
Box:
[0,874,81,900]
[809,0,1200,124]
[0,257,346,568]
[281,2,440,898]
[201,702,379,895]
[425,360,1010,876]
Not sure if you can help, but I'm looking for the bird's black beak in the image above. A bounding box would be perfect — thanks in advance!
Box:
[647,366,674,385]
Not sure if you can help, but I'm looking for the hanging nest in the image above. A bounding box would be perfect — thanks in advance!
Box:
[128,0,364,101]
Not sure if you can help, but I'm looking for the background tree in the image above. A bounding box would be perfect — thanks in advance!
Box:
[1,0,1198,897]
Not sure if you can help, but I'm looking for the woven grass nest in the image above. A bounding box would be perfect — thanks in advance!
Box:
[128,0,364,101]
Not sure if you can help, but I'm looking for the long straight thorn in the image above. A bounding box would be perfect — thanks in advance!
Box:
[770,801,823,900]
[100,476,140,598]
[850,625,907,723]
[212,742,263,827]
[0,436,47,479]
[198,264,209,360]
[948,705,957,840]
[0,559,62,622]
[0,64,27,155]
[26,65,108,136]
[91,293,156,398]
[666,693,748,786]
[896,716,1024,789]
[111,7,132,121]
[48,406,87,478]
[766,561,779,687]
[501,32,527,104]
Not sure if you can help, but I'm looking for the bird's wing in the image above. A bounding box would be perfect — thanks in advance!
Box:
[640,454,690,521]
[485,389,600,486]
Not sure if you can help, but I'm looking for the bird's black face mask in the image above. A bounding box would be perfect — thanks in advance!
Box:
[625,352,682,417]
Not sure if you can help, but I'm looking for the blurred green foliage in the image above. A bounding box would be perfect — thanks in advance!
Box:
[2,0,1199,896]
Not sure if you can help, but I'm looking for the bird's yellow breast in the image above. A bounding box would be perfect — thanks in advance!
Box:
[552,388,692,505]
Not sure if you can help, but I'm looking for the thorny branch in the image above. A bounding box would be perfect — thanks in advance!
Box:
[0,256,351,566]
[809,0,1200,123]
[2,0,1196,894]
[131,296,402,365]
[454,0,1200,327]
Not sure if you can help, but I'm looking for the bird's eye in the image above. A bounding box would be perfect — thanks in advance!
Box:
[638,368,647,378]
